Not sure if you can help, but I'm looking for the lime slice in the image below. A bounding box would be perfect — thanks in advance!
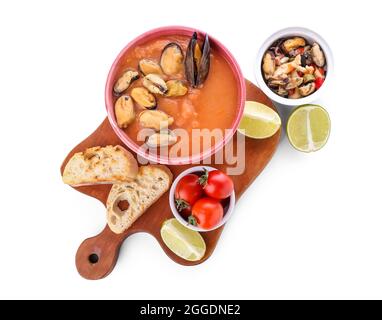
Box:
[287,104,331,153]
[238,101,281,139]
[160,219,206,261]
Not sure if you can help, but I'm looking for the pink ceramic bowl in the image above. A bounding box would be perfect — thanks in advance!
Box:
[105,26,245,165]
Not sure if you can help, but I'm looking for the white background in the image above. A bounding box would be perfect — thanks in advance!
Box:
[0,0,381,300]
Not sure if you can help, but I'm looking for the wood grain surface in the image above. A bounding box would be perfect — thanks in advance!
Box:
[60,80,280,280]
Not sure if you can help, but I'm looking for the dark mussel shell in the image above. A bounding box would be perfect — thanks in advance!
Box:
[185,33,198,87]
[196,34,210,86]
[185,32,211,87]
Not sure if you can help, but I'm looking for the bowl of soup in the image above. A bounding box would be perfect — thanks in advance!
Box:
[105,26,245,165]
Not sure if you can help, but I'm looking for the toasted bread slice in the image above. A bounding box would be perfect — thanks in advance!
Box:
[62,145,138,186]
[106,165,173,234]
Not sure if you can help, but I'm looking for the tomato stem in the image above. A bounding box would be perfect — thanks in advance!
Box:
[198,168,208,187]
[188,215,198,226]
[175,199,190,212]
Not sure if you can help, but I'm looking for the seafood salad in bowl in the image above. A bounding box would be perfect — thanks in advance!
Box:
[255,27,333,106]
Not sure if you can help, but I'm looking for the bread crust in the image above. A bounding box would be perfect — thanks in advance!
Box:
[106,165,173,234]
[62,145,138,186]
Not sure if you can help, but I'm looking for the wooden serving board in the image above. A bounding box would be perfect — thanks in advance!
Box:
[61,80,280,280]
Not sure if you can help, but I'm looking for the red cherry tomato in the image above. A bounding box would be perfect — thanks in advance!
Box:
[315,77,325,90]
[175,174,203,215]
[189,197,224,229]
[199,169,234,200]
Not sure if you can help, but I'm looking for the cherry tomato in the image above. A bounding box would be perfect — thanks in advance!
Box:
[296,47,305,55]
[189,197,224,229]
[199,169,234,200]
[315,77,325,90]
[175,174,203,215]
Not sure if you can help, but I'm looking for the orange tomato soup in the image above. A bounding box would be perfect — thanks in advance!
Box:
[112,35,239,156]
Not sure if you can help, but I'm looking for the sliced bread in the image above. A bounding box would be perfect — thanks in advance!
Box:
[106,165,173,234]
[62,145,138,186]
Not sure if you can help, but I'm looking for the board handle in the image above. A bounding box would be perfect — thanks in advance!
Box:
[75,226,125,280]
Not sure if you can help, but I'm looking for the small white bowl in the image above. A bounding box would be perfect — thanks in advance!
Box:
[255,27,333,106]
[169,166,236,232]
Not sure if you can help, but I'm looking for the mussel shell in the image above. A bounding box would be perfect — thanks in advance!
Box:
[185,32,198,87]
[113,69,139,95]
[160,43,184,76]
[185,32,211,88]
[145,130,177,148]
[131,87,157,109]
[196,34,210,86]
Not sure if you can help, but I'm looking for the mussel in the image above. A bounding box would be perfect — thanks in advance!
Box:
[138,59,163,76]
[303,74,315,84]
[281,37,306,54]
[285,76,303,90]
[311,43,325,67]
[185,32,211,87]
[298,82,316,96]
[276,87,288,97]
[262,52,275,76]
[114,95,135,128]
[145,130,177,148]
[131,87,157,109]
[138,110,174,131]
[268,78,288,88]
[160,43,184,76]
[165,80,188,97]
[113,69,139,95]
[143,74,168,95]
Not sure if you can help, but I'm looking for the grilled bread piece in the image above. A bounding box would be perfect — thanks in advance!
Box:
[107,165,173,234]
[62,145,138,186]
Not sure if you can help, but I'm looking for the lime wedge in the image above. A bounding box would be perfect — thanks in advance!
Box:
[287,104,331,152]
[160,219,206,261]
[238,101,281,139]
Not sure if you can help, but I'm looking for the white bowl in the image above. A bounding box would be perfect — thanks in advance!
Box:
[169,166,236,232]
[255,27,333,106]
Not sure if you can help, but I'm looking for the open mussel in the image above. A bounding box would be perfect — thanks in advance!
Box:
[160,43,184,76]
[113,69,139,95]
[185,32,211,87]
